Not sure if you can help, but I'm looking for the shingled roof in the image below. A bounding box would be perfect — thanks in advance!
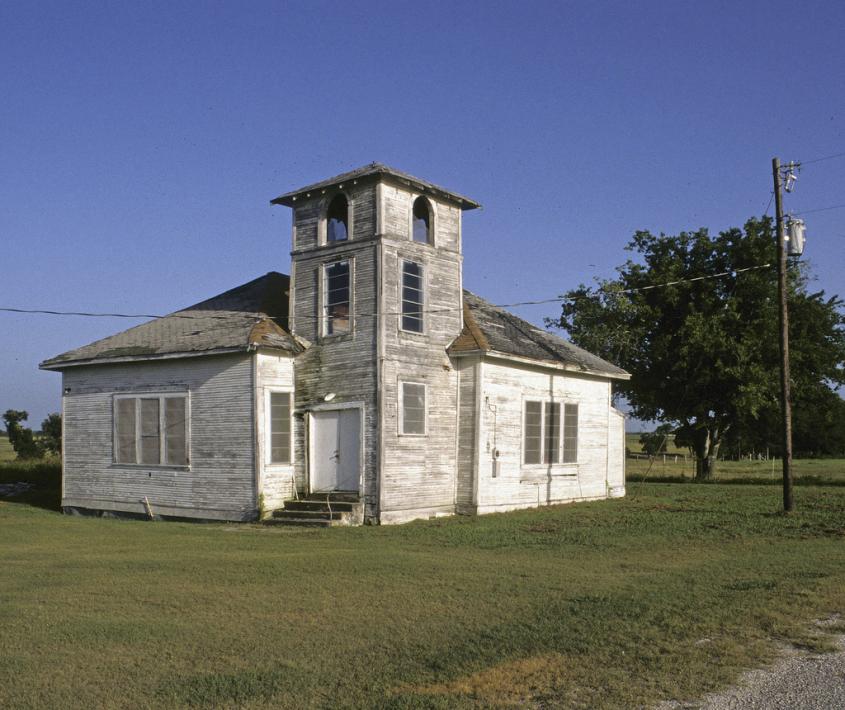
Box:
[271,162,481,210]
[40,272,300,370]
[450,290,630,380]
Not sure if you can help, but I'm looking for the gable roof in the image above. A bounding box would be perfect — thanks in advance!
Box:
[271,162,481,211]
[40,272,300,370]
[450,290,630,380]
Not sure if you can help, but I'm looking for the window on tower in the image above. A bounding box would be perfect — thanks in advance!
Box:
[326,194,349,242]
[412,197,431,244]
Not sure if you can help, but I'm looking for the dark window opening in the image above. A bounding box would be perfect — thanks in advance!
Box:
[327,194,348,242]
[412,197,431,243]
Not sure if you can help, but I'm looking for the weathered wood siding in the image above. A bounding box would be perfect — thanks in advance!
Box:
[255,351,296,511]
[471,358,618,513]
[607,407,626,496]
[455,356,479,512]
[290,183,380,517]
[378,189,463,523]
[61,353,257,521]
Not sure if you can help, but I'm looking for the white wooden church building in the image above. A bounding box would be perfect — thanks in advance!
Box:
[41,164,629,525]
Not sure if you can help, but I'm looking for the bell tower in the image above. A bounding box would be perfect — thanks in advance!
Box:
[272,163,479,522]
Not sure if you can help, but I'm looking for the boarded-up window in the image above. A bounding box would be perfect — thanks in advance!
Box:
[114,395,188,466]
[401,261,424,333]
[523,401,542,464]
[563,403,578,463]
[269,392,291,464]
[401,382,426,435]
[324,260,351,335]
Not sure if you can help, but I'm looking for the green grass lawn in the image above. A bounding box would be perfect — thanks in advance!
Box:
[1,463,844,709]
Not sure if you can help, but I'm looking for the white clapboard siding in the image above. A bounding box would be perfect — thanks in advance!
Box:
[290,182,381,516]
[61,353,257,521]
[469,358,617,514]
[455,356,479,512]
[377,189,463,523]
[607,407,626,496]
[255,352,296,512]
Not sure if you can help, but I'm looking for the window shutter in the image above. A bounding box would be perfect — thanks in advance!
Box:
[270,392,291,464]
[165,397,187,465]
[524,401,542,464]
[563,403,578,463]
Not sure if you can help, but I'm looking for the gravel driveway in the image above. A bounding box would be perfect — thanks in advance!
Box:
[656,632,845,709]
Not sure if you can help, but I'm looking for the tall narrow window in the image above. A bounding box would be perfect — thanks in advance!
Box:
[114,394,188,466]
[401,382,426,435]
[164,397,187,465]
[401,260,424,333]
[269,392,291,464]
[544,402,561,464]
[140,398,161,465]
[524,401,542,464]
[323,260,351,335]
[116,398,136,464]
[412,197,431,243]
[326,194,348,242]
[563,403,579,463]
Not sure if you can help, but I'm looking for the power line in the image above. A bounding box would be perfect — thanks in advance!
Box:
[0,263,774,324]
[798,150,845,166]
[763,191,775,217]
[790,203,845,216]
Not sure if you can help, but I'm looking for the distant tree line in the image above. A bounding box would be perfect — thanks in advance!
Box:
[3,410,61,460]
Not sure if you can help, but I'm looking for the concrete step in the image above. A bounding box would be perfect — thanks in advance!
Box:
[271,509,345,521]
[282,499,360,513]
[264,516,334,528]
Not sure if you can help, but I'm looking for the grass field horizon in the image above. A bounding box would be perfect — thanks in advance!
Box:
[2,460,845,708]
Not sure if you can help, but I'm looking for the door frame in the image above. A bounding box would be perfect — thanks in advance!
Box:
[307,401,365,496]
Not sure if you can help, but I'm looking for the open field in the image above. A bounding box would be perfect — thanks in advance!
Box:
[2,462,845,708]
[0,436,15,462]
[626,432,688,456]
[626,455,845,483]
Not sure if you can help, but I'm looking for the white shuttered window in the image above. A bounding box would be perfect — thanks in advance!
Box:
[114,394,188,466]
[523,401,578,465]
[269,392,292,464]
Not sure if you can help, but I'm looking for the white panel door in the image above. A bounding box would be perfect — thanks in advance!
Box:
[310,409,361,493]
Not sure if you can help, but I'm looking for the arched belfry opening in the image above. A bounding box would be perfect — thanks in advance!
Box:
[412,196,431,244]
[327,194,348,242]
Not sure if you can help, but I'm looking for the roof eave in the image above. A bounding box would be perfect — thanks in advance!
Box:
[476,350,631,380]
[39,346,259,371]
[271,166,480,211]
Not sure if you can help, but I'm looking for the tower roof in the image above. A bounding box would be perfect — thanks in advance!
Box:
[271,162,480,210]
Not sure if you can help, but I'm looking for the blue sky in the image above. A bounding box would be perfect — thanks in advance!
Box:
[2,0,844,430]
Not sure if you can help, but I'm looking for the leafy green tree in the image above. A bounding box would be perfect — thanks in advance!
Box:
[550,217,845,479]
[639,424,673,456]
[40,413,62,456]
[2,410,42,460]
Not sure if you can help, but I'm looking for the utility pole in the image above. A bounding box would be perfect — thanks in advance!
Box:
[772,157,794,512]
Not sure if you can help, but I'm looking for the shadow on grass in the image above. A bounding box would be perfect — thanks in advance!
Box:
[627,474,845,487]
[0,460,62,512]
